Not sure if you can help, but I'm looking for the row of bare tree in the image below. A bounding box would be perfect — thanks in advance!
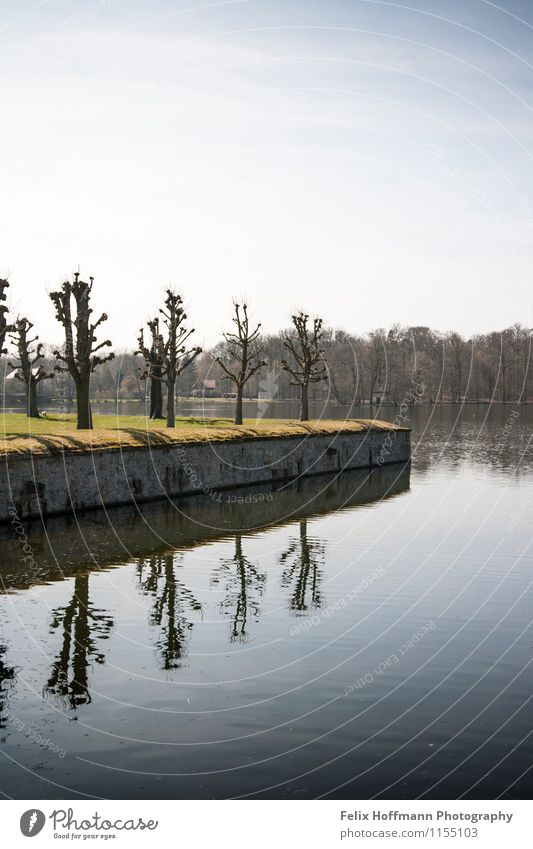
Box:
[22,322,533,410]
[196,323,533,410]
[1,274,327,428]
[137,298,327,426]
[2,275,532,429]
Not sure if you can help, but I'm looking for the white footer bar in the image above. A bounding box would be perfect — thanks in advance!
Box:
[4,800,529,847]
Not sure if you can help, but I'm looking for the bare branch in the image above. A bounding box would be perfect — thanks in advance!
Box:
[0,278,12,354]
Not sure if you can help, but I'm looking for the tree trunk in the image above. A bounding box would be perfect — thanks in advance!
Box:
[354,367,364,405]
[328,373,346,406]
[150,368,163,419]
[27,378,39,418]
[235,386,243,425]
[76,378,93,429]
[166,378,176,428]
[300,383,309,421]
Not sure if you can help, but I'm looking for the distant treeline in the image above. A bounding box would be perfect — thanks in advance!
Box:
[3,323,532,407]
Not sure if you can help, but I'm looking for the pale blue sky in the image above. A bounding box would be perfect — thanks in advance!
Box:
[1,0,533,347]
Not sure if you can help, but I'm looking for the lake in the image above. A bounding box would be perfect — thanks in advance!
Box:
[1,404,532,799]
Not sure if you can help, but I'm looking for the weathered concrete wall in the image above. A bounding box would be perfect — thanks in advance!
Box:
[1,428,410,522]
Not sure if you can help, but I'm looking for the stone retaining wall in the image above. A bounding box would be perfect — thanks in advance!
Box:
[1,428,411,522]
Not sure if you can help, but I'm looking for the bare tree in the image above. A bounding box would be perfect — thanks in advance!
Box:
[8,317,54,417]
[0,278,11,354]
[367,329,386,405]
[136,318,165,419]
[322,328,360,407]
[281,312,327,421]
[49,272,114,429]
[159,290,202,427]
[215,302,266,425]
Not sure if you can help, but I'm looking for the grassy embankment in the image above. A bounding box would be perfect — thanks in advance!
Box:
[0,413,406,456]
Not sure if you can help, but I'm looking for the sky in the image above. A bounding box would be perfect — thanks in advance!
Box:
[1,0,533,349]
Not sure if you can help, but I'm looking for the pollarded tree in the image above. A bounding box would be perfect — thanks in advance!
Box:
[8,317,54,417]
[49,272,114,429]
[215,302,267,425]
[159,289,202,428]
[137,318,165,420]
[281,312,327,421]
[0,278,11,354]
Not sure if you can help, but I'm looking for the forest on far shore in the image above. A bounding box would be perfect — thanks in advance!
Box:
[3,322,531,408]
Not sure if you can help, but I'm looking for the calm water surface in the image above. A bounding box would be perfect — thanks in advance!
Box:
[0,405,532,799]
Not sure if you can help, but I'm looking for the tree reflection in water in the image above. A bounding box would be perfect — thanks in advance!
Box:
[211,534,266,643]
[0,643,15,730]
[39,519,326,699]
[45,574,113,709]
[137,554,202,670]
[279,520,325,613]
